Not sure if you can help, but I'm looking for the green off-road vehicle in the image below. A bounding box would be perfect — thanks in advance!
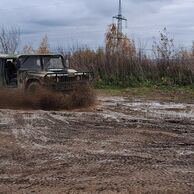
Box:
[0,54,92,92]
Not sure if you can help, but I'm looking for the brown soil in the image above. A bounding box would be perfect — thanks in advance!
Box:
[0,93,193,193]
[0,85,95,111]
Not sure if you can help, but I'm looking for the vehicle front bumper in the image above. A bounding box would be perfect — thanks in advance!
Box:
[44,80,90,92]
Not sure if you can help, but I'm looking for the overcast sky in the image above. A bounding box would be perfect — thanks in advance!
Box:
[0,0,194,50]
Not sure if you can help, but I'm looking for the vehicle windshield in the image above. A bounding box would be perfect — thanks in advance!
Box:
[43,56,64,70]
[18,56,64,71]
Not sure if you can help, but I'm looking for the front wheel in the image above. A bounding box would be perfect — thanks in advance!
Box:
[27,82,41,93]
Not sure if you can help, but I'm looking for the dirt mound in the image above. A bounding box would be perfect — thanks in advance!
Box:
[0,85,95,111]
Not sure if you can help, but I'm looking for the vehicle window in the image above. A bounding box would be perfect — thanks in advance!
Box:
[0,59,4,86]
[43,56,64,70]
[0,59,4,71]
[19,57,41,70]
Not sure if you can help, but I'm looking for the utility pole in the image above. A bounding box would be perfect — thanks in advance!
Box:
[113,0,127,38]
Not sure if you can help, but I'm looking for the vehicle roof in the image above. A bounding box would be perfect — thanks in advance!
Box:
[0,54,63,59]
[18,54,63,57]
[0,54,17,59]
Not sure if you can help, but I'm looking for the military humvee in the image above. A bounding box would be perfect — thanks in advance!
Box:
[0,54,92,92]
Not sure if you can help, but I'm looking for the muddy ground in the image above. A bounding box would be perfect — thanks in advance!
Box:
[0,91,194,193]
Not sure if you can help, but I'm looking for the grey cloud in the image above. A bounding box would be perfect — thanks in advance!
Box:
[0,0,193,49]
[29,19,72,27]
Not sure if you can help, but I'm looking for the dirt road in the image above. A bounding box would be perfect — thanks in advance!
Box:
[0,94,194,193]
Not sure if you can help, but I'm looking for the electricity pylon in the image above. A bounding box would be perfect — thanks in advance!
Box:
[113,0,127,39]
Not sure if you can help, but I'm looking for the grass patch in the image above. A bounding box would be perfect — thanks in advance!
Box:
[94,81,194,102]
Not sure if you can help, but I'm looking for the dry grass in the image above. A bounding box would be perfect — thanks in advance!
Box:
[69,48,194,87]
[67,28,194,87]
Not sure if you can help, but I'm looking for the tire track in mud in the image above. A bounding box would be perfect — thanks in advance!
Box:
[12,112,51,149]
[0,95,194,193]
[46,110,194,193]
[44,112,163,176]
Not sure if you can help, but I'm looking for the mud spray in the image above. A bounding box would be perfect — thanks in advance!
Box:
[0,85,95,111]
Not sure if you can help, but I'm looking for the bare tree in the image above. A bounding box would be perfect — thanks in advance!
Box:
[22,44,35,54]
[55,45,69,58]
[0,26,20,54]
[152,27,175,61]
[192,41,194,57]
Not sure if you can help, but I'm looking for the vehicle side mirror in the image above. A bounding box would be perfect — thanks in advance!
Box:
[65,59,70,68]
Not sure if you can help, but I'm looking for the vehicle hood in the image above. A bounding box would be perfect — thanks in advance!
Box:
[27,69,78,77]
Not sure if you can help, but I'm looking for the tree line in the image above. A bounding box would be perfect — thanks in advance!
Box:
[1,26,194,87]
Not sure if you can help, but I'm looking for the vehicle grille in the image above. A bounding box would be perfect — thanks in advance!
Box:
[58,76,76,82]
[45,73,91,83]
[57,75,90,83]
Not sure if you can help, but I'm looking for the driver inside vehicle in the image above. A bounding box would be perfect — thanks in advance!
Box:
[5,60,17,85]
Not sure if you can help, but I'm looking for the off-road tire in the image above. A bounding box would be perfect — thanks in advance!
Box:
[27,82,41,93]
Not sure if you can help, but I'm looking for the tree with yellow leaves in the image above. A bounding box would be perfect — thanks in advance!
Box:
[36,34,50,54]
[105,24,136,57]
